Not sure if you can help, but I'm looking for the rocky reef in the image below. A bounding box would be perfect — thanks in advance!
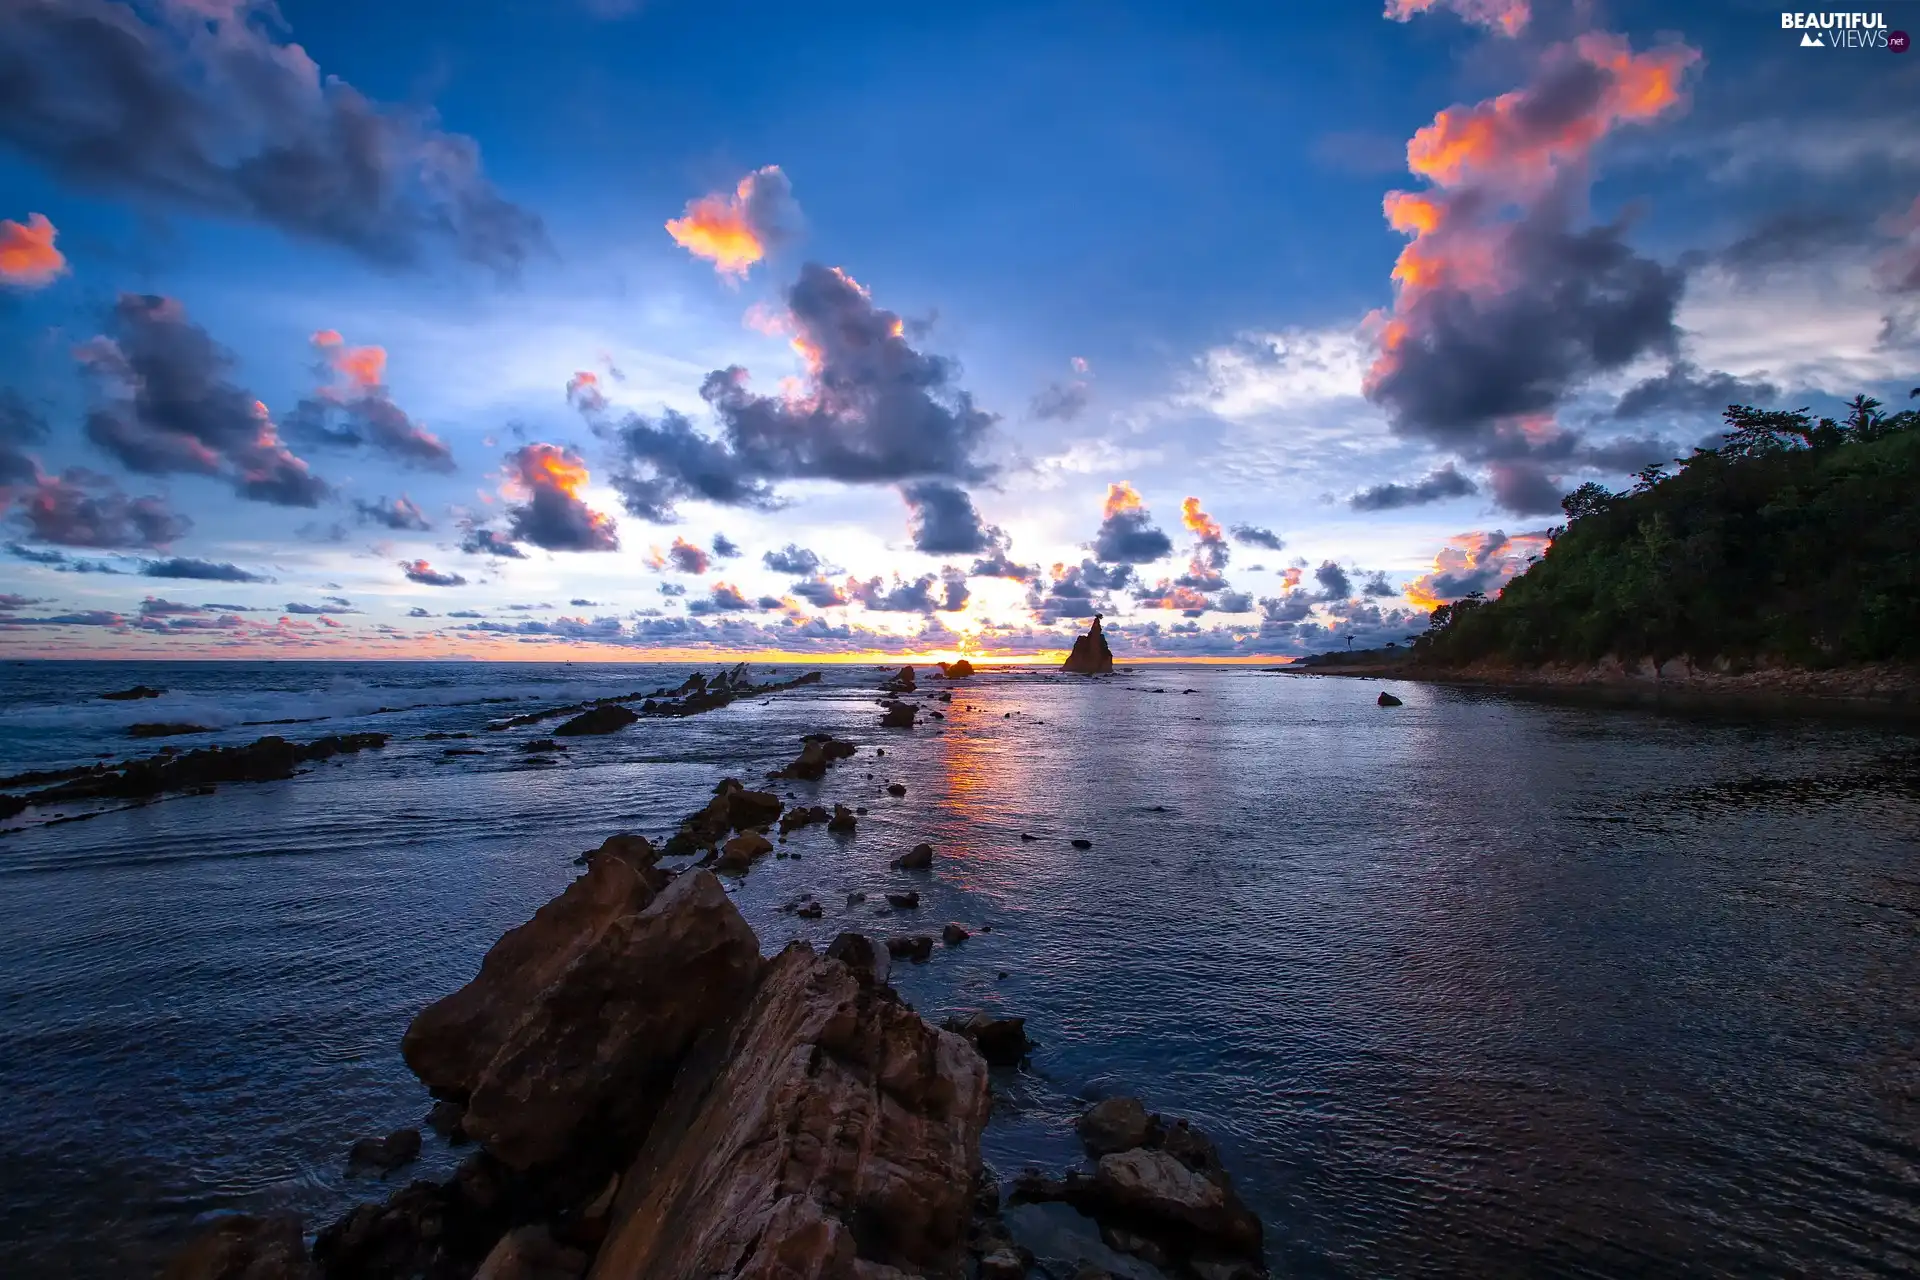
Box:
[1062,615,1114,675]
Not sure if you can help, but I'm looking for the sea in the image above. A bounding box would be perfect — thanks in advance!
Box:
[0,660,1916,1279]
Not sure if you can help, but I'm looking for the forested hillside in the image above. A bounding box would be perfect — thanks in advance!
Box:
[1414,394,1920,669]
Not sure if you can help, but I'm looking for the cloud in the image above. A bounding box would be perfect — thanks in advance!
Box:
[710,531,740,558]
[1484,461,1566,515]
[500,443,618,552]
[969,546,1037,582]
[1610,362,1781,420]
[0,0,543,272]
[459,523,528,559]
[565,370,608,415]
[1361,572,1397,597]
[1366,35,1699,455]
[353,494,431,531]
[761,543,823,575]
[77,294,329,506]
[285,331,454,470]
[1349,462,1478,511]
[1314,561,1354,601]
[141,556,268,582]
[6,541,123,572]
[607,263,995,519]
[1229,524,1284,551]
[686,581,755,615]
[1091,482,1173,564]
[0,388,47,490]
[0,212,66,288]
[283,600,357,615]
[11,467,191,549]
[847,568,968,614]
[1179,496,1228,572]
[137,596,199,616]
[1031,378,1091,422]
[657,582,687,598]
[407,606,434,618]
[1026,559,1132,622]
[400,558,466,587]
[665,165,800,279]
[666,536,708,574]
[1405,529,1551,608]
[447,609,483,618]
[790,576,847,607]
[902,480,1000,555]
[1883,196,1920,293]
[1384,0,1529,36]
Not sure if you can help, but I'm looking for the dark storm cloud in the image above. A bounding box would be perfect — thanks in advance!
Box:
[1091,486,1173,565]
[1581,434,1676,474]
[847,569,968,614]
[1349,462,1478,512]
[0,388,48,486]
[1314,561,1353,601]
[1030,380,1091,422]
[1610,362,1781,420]
[1485,462,1566,516]
[1369,205,1683,445]
[1700,210,1866,282]
[77,294,329,506]
[501,444,619,553]
[353,495,431,531]
[459,524,528,559]
[400,559,466,587]
[1229,524,1284,551]
[606,263,995,520]
[902,481,997,555]
[0,0,544,273]
[761,543,822,575]
[12,470,191,548]
[710,532,740,558]
[141,556,269,582]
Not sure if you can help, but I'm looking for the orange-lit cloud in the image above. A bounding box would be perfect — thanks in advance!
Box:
[1385,0,1528,36]
[0,212,67,289]
[1404,529,1551,610]
[295,329,452,470]
[1103,481,1146,520]
[665,165,799,280]
[501,443,619,552]
[1180,496,1224,542]
[565,370,607,413]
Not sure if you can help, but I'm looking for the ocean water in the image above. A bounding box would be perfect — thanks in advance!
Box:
[1,660,1917,1278]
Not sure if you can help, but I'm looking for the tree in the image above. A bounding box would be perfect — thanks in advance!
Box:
[1561,482,1614,522]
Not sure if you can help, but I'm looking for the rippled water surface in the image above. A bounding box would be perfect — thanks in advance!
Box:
[2,660,1917,1278]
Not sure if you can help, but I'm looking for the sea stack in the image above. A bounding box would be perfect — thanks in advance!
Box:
[1062,614,1114,675]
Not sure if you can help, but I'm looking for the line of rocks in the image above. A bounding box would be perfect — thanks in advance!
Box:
[490,666,824,736]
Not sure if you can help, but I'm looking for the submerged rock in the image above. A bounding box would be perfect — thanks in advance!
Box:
[100,684,165,701]
[127,722,210,738]
[887,890,921,909]
[1062,615,1115,675]
[942,922,971,946]
[347,1128,422,1176]
[588,942,989,1277]
[553,705,638,736]
[162,1212,317,1280]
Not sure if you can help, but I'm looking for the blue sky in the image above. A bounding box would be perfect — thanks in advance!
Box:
[1,0,1915,659]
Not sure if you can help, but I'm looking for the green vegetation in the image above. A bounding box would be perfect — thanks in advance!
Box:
[1414,394,1920,669]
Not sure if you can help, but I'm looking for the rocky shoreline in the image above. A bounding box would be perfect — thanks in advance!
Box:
[1286,654,1920,710]
[157,664,1272,1280]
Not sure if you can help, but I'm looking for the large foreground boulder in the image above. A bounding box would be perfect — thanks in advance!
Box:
[1061,615,1114,675]
[588,942,992,1279]
[403,860,762,1177]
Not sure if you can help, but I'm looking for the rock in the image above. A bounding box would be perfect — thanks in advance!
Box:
[939,659,976,678]
[521,738,562,753]
[473,1225,590,1280]
[846,891,867,905]
[939,691,953,702]
[100,684,165,700]
[1021,832,1038,842]
[1093,1149,1260,1254]
[553,704,638,736]
[425,1099,469,1144]
[885,934,935,963]
[1061,615,1114,675]
[128,722,211,738]
[824,931,891,988]
[313,1153,519,1278]
[943,1012,1030,1066]
[715,829,774,873]
[942,922,971,946]
[773,733,857,780]
[347,1127,422,1176]
[1376,691,1403,707]
[886,781,908,797]
[587,942,990,1278]
[664,779,783,855]
[826,804,857,833]
[404,869,760,1175]
[887,890,921,909]
[162,1212,317,1280]
[580,833,657,871]
[1079,1097,1156,1157]
[795,898,824,919]
[882,664,919,693]
[1071,838,1093,850]
[892,841,933,869]
[778,803,831,835]
[880,700,918,728]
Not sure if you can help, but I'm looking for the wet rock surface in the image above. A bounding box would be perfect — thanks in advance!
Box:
[163,1212,318,1279]
[100,684,165,701]
[552,705,638,737]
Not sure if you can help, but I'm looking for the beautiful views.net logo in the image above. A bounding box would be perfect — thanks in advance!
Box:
[1780,11,1906,49]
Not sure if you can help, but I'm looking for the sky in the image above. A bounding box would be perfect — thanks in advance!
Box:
[0,0,1915,662]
